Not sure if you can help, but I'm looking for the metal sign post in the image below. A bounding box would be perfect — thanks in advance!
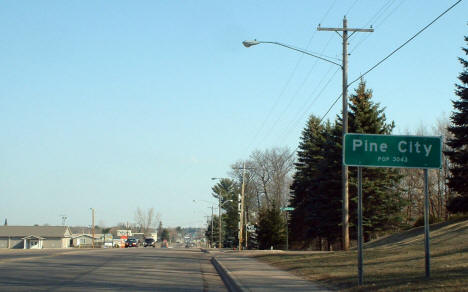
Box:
[281,207,294,251]
[357,167,363,285]
[344,133,441,285]
[424,169,430,278]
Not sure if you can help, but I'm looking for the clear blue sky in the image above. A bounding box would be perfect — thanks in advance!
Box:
[1,1,466,228]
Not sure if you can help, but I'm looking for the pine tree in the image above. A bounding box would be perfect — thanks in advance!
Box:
[446,36,468,213]
[256,202,285,249]
[348,80,405,241]
[289,116,342,249]
[312,121,342,248]
[212,178,238,246]
[160,228,170,241]
[289,116,325,247]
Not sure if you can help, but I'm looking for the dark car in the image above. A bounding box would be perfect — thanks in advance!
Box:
[125,238,138,248]
[143,238,155,248]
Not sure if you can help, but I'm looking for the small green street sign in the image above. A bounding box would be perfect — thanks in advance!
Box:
[344,133,442,169]
[281,207,294,211]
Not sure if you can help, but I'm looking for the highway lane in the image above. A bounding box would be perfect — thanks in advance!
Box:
[0,248,227,291]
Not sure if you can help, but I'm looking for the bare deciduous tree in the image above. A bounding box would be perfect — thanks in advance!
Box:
[231,147,294,212]
[135,207,160,234]
[399,116,453,225]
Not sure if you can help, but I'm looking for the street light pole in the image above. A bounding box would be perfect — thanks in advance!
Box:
[243,17,372,251]
[193,200,217,248]
[90,208,95,248]
[218,192,222,248]
[211,177,224,249]
[317,16,373,250]
[211,177,234,249]
[238,162,246,251]
[211,206,214,248]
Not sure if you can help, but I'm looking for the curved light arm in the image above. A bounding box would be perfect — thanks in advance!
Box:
[242,39,342,68]
[221,199,233,207]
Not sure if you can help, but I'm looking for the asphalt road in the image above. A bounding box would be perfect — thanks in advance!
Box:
[0,248,227,291]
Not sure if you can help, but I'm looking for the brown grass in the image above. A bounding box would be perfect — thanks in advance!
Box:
[255,218,468,291]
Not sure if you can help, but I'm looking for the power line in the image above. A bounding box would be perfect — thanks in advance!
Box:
[279,66,340,142]
[243,0,462,169]
[242,0,339,154]
[350,0,405,54]
[278,1,399,145]
[345,0,360,15]
[348,0,463,88]
[287,0,462,159]
[263,36,337,146]
[286,92,342,161]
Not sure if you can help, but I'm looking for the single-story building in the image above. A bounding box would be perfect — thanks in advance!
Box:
[0,226,72,249]
[71,234,98,247]
[71,233,113,248]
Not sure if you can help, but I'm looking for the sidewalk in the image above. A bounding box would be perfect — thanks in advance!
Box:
[207,249,333,292]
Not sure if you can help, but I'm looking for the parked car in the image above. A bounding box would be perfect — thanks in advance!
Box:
[125,238,138,248]
[143,238,155,248]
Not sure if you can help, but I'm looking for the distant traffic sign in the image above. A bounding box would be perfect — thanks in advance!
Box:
[281,207,294,211]
[344,133,442,168]
[246,224,256,232]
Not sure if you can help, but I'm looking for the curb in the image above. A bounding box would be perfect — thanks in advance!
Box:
[211,256,247,292]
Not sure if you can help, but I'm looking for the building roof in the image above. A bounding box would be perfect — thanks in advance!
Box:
[71,233,103,239]
[69,226,104,234]
[0,226,72,238]
[22,235,45,240]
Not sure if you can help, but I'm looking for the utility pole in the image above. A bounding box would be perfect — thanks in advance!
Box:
[203,215,211,248]
[218,193,222,248]
[60,215,68,226]
[90,208,95,248]
[318,16,373,250]
[238,162,246,250]
[211,206,214,248]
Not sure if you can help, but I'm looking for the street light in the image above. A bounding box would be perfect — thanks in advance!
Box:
[243,29,365,249]
[193,200,216,248]
[242,40,342,67]
[218,199,233,248]
[211,177,233,248]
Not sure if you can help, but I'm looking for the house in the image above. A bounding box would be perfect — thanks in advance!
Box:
[71,233,113,248]
[0,226,72,249]
[71,234,98,247]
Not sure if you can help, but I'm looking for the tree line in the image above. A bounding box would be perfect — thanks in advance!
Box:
[208,36,468,250]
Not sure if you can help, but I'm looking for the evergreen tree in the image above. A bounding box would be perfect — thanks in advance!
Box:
[256,202,286,249]
[157,221,163,240]
[289,116,324,247]
[446,36,468,213]
[160,228,170,241]
[348,80,405,241]
[212,178,238,246]
[204,215,219,247]
[289,116,342,249]
[312,121,342,248]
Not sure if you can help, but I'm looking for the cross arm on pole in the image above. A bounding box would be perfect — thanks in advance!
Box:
[318,27,374,33]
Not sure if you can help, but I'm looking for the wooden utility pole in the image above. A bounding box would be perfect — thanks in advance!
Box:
[90,208,95,248]
[318,16,373,250]
[238,162,246,250]
[218,193,222,248]
[211,206,214,248]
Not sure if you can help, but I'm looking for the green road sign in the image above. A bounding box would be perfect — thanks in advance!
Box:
[344,133,442,169]
[281,207,294,211]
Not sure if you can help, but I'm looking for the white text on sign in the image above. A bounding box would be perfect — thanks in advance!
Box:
[352,139,433,157]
